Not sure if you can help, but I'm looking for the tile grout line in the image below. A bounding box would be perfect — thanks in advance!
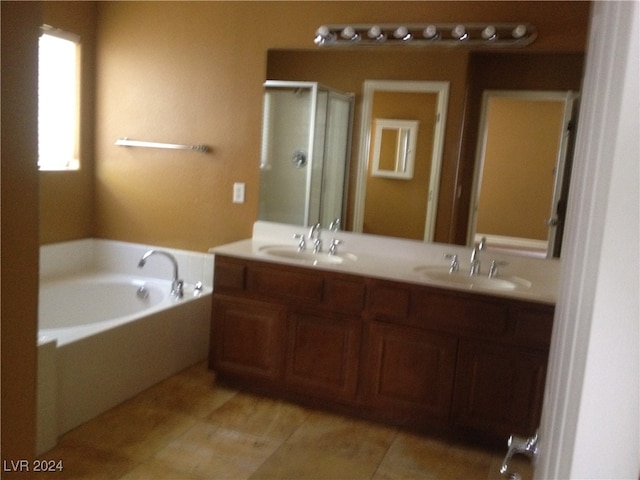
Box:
[369,429,401,480]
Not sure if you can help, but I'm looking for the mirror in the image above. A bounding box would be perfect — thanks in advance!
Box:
[469,90,579,258]
[263,48,585,256]
[371,119,419,180]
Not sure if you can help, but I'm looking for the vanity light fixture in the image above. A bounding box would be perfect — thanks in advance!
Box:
[313,23,537,47]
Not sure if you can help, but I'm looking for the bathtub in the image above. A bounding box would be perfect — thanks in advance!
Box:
[37,239,213,454]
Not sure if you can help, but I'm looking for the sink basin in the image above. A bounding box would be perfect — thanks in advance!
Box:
[257,245,357,265]
[413,266,531,291]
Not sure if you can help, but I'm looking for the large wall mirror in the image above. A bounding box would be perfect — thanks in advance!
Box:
[262,48,585,257]
[469,90,579,258]
[353,80,449,242]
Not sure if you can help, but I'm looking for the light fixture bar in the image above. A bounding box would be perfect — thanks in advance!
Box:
[314,23,537,47]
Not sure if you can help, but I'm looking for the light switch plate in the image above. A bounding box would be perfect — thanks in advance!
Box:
[233,182,245,204]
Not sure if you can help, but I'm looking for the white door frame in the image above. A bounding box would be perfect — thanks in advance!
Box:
[468,90,577,257]
[535,1,639,478]
[353,80,449,242]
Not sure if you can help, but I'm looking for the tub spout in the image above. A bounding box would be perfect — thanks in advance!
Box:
[138,249,183,299]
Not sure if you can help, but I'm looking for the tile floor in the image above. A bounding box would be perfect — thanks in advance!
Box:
[37,362,533,480]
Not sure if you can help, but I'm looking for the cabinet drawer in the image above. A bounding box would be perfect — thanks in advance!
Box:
[214,256,246,291]
[246,264,323,303]
[367,281,411,321]
[368,280,508,338]
[323,276,366,314]
[413,293,509,337]
[511,305,554,348]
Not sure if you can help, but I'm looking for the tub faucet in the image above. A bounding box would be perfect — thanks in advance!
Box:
[138,249,183,299]
[470,236,486,276]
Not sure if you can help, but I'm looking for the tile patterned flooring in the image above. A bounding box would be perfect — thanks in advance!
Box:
[37,362,533,480]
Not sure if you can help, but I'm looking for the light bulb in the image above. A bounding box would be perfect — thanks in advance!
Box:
[512,24,527,39]
[341,26,359,41]
[367,25,386,41]
[423,25,439,39]
[452,24,467,40]
[393,26,411,41]
[314,25,335,45]
[481,25,497,40]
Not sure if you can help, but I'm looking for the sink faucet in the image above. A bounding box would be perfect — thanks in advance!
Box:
[138,249,183,299]
[469,237,486,276]
[309,222,322,253]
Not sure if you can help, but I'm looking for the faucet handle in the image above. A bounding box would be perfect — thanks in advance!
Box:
[445,253,459,273]
[293,233,306,251]
[308,222,321,240]
[488,259,508,278]
[329,238,342,256]
[312,238,323,254]
[329,218,341,232]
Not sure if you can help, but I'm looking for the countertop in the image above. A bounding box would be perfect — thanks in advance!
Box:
[210,222,560,305]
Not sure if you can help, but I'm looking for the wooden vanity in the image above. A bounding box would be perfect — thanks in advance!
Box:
[209,253,554,446]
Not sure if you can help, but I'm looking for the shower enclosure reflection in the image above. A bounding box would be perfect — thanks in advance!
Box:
[259,81,354,228]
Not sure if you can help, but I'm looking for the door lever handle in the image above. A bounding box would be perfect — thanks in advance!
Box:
[500,431,539,480]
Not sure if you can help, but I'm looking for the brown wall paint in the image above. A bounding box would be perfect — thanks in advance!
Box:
[476,97,565,240]
[2,1,589,459]
[91,1,589,252]
[267,49,469,243]
[364,91,438,240]
[1,1,40,467]
[40,2,97,244]
[454,51,585,243]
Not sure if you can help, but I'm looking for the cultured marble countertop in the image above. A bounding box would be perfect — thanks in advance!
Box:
[210,221,561,305]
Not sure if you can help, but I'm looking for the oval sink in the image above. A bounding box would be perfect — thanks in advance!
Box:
[413,266,531,291]
[258,245,357,265]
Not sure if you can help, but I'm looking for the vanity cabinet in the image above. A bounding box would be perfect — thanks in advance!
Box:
[210,255,365,405]
[209,254,554,444]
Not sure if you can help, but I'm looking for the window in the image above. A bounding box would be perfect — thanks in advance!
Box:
[38,26,80,171]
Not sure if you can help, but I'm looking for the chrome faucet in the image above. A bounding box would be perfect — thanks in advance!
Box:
[329,218,341,232]
[138,249,183,299]
[309,222,322,253]
[469,236,486,276]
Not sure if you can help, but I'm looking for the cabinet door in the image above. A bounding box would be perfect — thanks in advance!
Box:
[211,296,286,383]
[285,310,361,403]
[452,339,547,438]
[365,321,457,426]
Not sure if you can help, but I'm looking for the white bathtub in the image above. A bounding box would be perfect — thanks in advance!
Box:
[37,239,213,454]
